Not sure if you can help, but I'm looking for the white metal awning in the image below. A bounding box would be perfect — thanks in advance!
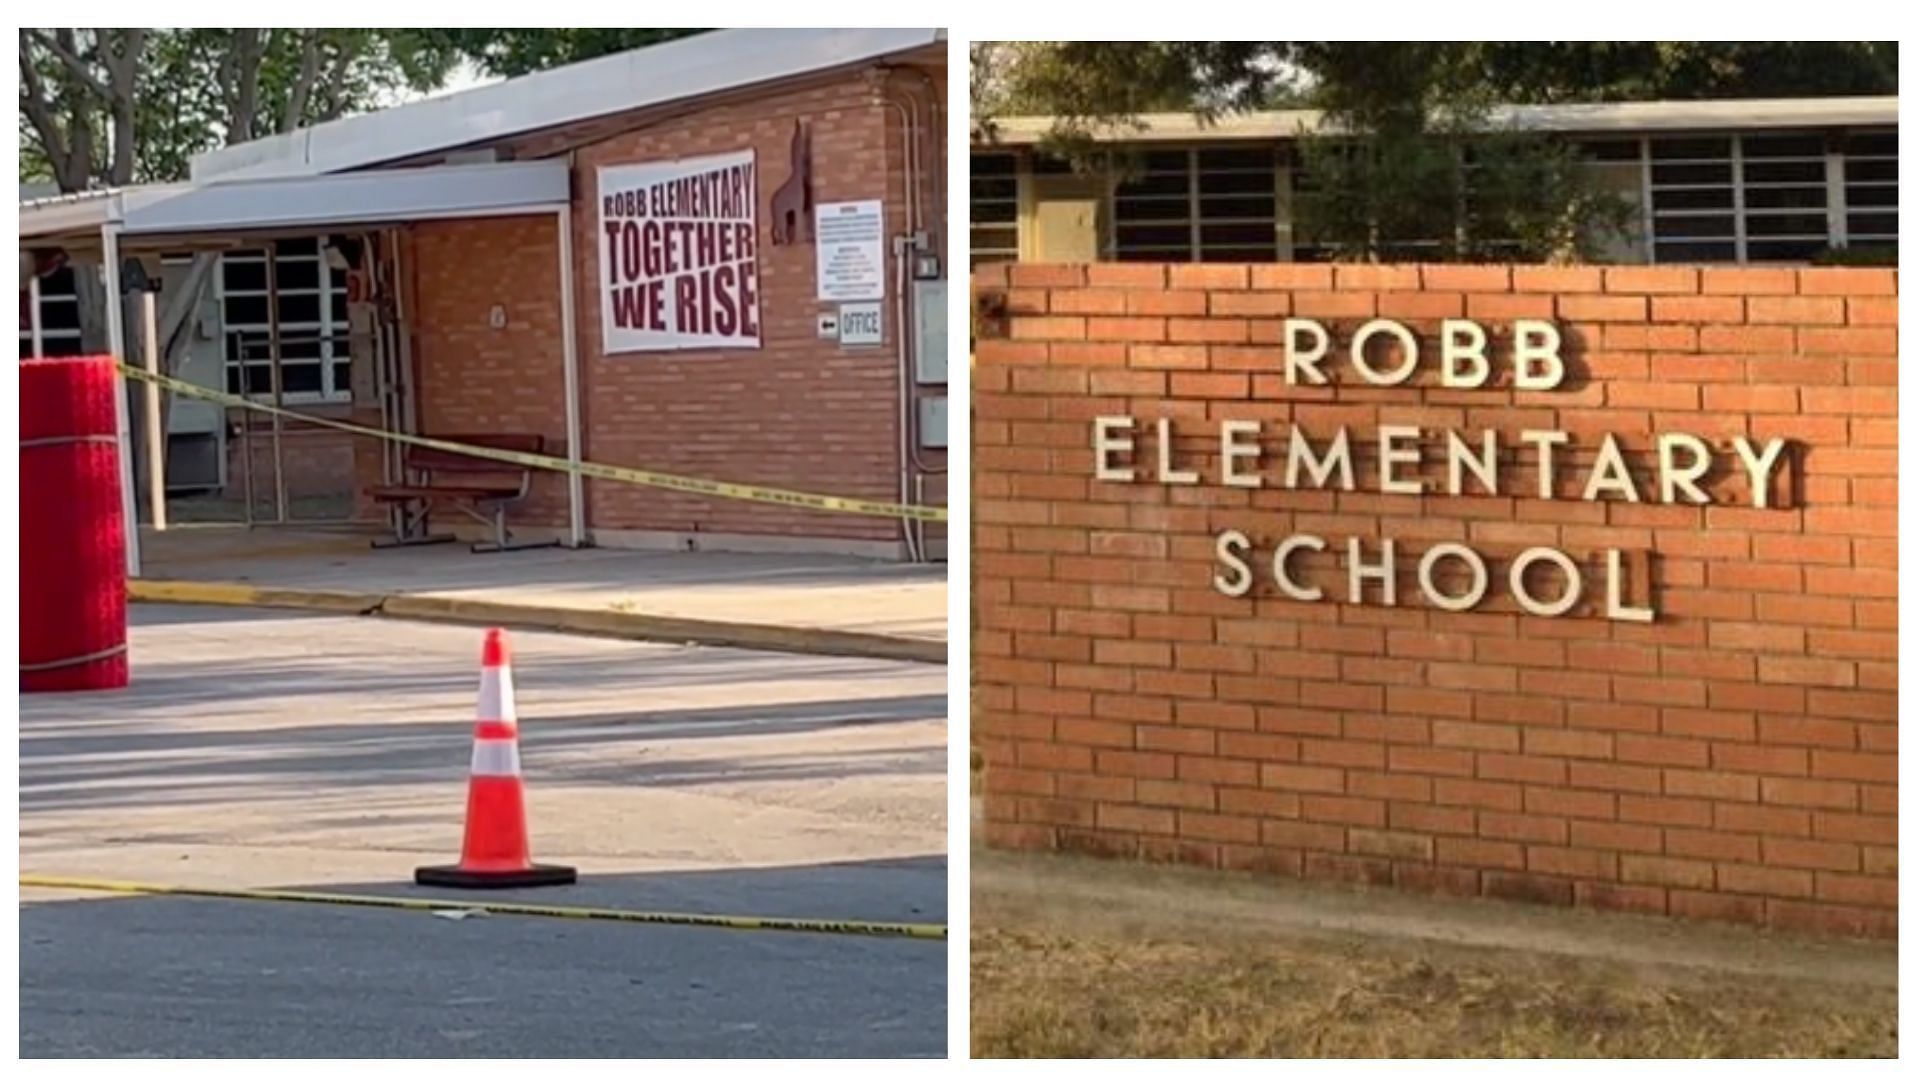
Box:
[191,28,946,181]
[18,160,570,245]
[20,156,585,577]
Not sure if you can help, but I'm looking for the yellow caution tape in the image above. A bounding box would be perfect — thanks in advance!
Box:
[118,364,947,524]
[21,873,946,941]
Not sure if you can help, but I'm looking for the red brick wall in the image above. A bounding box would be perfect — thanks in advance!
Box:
[406,215,575,528]
[220,408,382,521]
[396,64,946,549]
[972,262,1897,936]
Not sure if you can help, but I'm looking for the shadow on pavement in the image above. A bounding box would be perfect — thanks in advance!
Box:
[22,608,945,814]
[20,856,947,1058]
[21,692,944,812]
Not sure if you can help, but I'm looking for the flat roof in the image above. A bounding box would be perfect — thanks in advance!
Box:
[194,28,946,182]
[976,96,1900,147]
[19,161,569,247]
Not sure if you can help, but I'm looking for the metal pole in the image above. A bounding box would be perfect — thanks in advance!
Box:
[556,204,585,548]
[239,344,256,527]
[101,226,142,577]
[140,289,168,531]
[29,272,44,356]
[264,241,288,523]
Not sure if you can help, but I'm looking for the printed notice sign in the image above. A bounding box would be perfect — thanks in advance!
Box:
[598,149,760,353]
[815,200,885,302]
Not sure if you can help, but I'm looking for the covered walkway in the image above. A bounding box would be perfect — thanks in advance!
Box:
[18,160,584,575]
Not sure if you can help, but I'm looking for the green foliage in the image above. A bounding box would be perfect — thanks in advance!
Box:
[1460,42,1897,103]
[20,29,463,187]
[1292,102,1635,264]
[421,29,709,78]
[974,41,1898,128]
[21,28,703,189]
[976,41,1896,264]
[131,30,464,182]
[1811,245,1898,267]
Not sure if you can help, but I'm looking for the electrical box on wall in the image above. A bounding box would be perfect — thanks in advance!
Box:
[918,396,948,450]
[913,279,947,385]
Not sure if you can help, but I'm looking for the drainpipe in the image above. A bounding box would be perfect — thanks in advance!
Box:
[881,84,923,563]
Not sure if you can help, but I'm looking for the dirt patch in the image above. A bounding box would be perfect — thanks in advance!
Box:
[973,849,1896,1058]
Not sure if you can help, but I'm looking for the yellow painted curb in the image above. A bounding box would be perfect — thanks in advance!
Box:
[130,578,383,615]
[22,874,946,941]
[129,579,946,665]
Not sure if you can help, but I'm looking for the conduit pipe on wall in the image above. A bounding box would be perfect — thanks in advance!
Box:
[887,70,947,561]
[880,81,924,563]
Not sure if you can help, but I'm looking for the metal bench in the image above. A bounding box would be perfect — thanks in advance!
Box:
[366,434,555,553]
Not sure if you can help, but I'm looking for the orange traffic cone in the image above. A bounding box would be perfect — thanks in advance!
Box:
[416,628,576,889]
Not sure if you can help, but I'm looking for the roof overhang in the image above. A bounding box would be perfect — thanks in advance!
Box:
[976,96,1900,147]
[19,160,570,250]
[193,28,947,182]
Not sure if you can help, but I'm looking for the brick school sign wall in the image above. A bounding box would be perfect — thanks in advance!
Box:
[971,262,1897,936]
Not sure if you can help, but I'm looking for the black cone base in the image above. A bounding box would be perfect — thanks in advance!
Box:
[415,862,578,889]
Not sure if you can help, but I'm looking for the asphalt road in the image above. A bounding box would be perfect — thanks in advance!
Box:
[21,606,948,1057]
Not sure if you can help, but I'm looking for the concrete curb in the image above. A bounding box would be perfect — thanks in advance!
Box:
[128,579,947,665]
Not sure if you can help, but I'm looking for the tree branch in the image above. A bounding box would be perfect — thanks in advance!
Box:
[18,36,71,171]
[226,28,264,142]
[316,36,363,121]
[27,28,110,99]
[105,29,145,185]
[281,30,322,132]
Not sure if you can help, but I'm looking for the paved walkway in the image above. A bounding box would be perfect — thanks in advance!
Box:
[137,526,948,650]
[22,606,946,1057]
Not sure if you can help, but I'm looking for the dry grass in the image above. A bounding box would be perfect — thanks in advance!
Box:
[972,920,1897,1058]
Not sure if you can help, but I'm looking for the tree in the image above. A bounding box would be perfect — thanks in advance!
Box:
[20,29,464,189]
[1285,44,1636,263]
[974,41,1897,264]
[18,26,466,480]
[1460,42,1898,103]
[21,28,462,368]
[423,29,708,79]
[972,40,1297,144]
[972,41,1898,130]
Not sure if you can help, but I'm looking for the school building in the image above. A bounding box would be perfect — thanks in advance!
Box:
[21,28,949,567]
[970,96,1896,268]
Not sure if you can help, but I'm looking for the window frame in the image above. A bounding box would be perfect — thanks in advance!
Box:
[217,242,351,406]
[19,265,87,358]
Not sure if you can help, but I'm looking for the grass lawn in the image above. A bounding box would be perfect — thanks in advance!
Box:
[972,850,1896,1058]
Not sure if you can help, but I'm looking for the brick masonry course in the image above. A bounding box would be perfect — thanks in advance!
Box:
[972,262,1897,937]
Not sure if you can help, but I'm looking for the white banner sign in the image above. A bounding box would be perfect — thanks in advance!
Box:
[598,149,760,353]
[815,200,885,302]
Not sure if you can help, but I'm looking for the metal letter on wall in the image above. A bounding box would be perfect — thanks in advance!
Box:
[769,120,813,247]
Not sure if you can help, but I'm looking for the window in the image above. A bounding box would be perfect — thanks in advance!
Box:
[1739,133,1830,262]
[1195,147,1282,262]
[19,265,87,358]
[220,238,351,402]
[1112,150,1193,261]
[1843,130,1896,251]
[1113,148,1281,262]
[1647,129,1899,264]
[1648,136,1738,263]
[969,153,1020,268]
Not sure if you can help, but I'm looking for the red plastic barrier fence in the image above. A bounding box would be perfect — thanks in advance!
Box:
[21,356,129,691]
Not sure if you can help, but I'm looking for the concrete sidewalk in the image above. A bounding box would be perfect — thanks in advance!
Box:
[134,527,948,662]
